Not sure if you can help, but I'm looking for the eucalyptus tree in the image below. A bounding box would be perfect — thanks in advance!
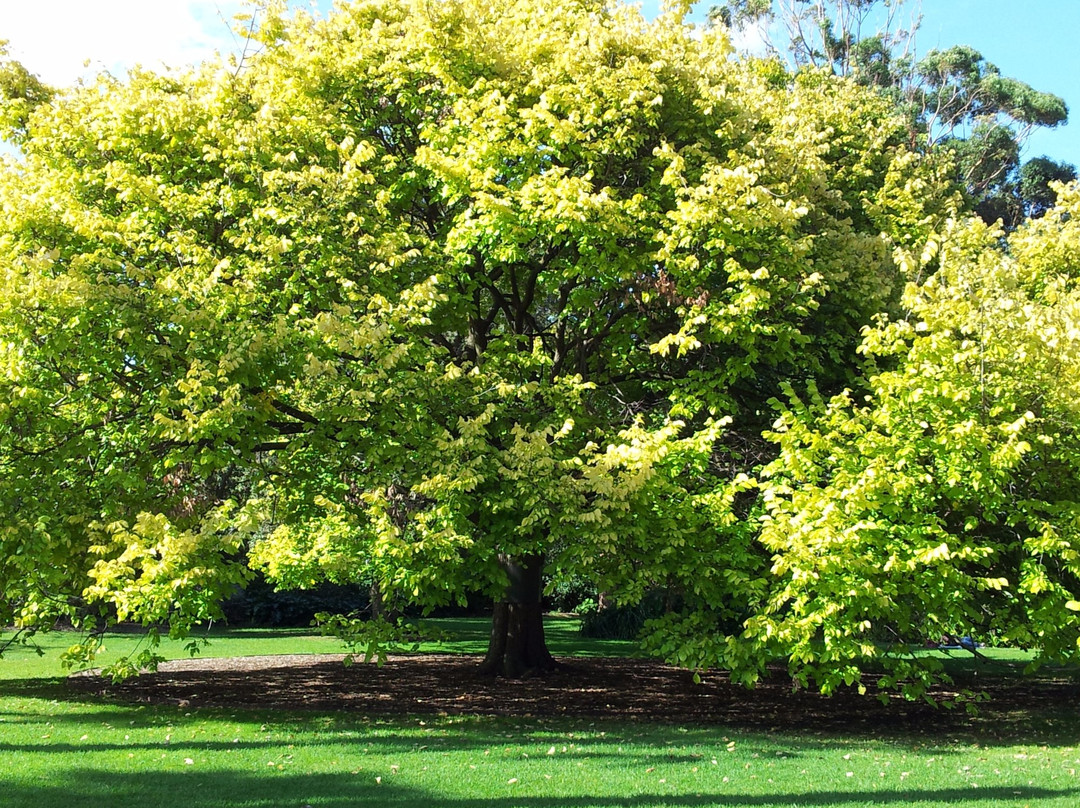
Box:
[711,0,1073,229]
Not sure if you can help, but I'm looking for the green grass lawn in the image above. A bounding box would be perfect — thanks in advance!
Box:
[2,618,1079,808]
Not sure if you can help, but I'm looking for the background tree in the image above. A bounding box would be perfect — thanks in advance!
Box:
[0,0,948,678]
[713,0,918,82]
[710,0,1074,229]
[1019,156,1078,219]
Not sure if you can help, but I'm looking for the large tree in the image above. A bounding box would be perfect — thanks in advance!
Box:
[0,0,946,677]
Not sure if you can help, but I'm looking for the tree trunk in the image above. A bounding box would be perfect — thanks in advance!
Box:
[479,554,557,677]
[369,581,384,619]
[368,580,401,623]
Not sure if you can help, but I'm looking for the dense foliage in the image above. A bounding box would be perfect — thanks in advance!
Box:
[645,185,1080,696]
[5,0,1077,695]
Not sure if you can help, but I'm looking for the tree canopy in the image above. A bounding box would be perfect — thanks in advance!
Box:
[4,0,1078,696]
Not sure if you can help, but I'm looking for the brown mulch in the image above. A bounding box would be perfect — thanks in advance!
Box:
[67,653,1080,737]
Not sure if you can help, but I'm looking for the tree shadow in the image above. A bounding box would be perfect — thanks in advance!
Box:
[2,768,1076,808]
[5,652,1080,748]
[51,655,1080,745]
[0,729,820,761]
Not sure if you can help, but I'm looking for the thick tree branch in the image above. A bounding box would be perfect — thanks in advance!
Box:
[270,398,319,425]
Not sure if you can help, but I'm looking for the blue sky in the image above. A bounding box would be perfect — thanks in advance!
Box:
[4,0,1077,169]
[917,1,1080,169]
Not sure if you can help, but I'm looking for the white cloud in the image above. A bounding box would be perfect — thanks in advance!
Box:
[730,20,771,57]
[2,0,251,86]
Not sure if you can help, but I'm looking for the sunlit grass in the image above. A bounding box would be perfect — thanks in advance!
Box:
[2,620,1079,807]
[0,615,635,681]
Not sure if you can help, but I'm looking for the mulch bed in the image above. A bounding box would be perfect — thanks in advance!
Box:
[67,653,1080,737]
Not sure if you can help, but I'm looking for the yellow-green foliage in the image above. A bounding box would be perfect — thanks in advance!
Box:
[721,185,1080,698]
[0,0,952,681]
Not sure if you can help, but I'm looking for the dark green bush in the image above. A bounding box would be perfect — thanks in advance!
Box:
[545,576,596,613]
[222,575,371,627]
[579,591,668,640]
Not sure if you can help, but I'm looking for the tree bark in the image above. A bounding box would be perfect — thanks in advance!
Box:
[479,554,557,677]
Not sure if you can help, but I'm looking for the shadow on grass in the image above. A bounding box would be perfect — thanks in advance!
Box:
[1,769,1076,808]
[4,656,1080,749]
[0,736,806,763]
[0,676,72,700]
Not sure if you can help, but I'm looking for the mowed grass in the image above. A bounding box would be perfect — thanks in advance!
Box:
[1,618,1079,808]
